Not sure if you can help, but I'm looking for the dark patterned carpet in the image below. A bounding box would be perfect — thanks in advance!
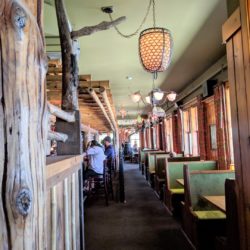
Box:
[85,163,195,250]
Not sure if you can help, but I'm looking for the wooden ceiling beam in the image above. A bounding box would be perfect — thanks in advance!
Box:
[46,74,91,81]
[46,81,111,92]
[87,87,114,131]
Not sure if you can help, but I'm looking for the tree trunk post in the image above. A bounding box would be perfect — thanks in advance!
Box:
[55,0,79,111]
[0,0,47,249]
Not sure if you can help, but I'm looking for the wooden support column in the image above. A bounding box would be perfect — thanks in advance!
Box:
[55,0,79,111]
[223,5,250,249]
[0,0,47,248]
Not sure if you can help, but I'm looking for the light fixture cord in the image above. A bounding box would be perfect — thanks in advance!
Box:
[152,0,156,28]
[152,71,158,88]
[108,0,155,38]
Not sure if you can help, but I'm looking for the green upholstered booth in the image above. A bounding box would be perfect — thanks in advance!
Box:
[164,160,217,211]
[139,149,158,175]
[182,166,235,249]
[184,168,235,218]
[144,151,164,180]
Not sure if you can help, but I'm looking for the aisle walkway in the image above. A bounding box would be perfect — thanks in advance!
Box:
[85,163,194,250]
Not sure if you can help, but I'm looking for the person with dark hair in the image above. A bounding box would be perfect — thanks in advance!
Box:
[103,136,115,169]
[84,140,106,179]
[103,136,115,159]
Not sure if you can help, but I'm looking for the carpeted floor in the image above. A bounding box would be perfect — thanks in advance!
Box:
[85,163,194,250]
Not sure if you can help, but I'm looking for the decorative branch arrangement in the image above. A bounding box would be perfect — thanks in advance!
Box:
[54,0,126,111]
[71,16,126,39]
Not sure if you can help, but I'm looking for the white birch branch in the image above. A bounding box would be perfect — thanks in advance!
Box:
[71,16,126,39]
[48,130,68,142]
[48,102,75,122]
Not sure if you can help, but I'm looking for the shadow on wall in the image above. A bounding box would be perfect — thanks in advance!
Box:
[161,0,227,94]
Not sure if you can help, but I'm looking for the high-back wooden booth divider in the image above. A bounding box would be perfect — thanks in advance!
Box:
[223,2,250,249]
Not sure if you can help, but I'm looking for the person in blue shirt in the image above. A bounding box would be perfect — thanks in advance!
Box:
[84,140,106,180]
[103,136,115,170]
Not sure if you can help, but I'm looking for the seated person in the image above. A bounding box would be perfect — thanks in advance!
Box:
[132,142,138,153]
[103,136,115,170]
[84,140,106,180]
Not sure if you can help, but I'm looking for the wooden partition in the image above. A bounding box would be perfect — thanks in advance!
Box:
[223,3,250,248]
[46,156,82,250]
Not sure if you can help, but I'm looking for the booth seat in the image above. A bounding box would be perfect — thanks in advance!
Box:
[164,160,216,212]
[182,166,235,249]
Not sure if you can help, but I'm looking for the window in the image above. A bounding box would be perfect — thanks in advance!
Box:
[130,133,140,148]
[165,117,173,152]
[183,106,199,156]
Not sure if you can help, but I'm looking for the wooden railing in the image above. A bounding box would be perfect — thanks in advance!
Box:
[46,104,84,250]
[46,155,83,250]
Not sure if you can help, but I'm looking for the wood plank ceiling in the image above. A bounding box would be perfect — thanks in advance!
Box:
[47,60,117,133]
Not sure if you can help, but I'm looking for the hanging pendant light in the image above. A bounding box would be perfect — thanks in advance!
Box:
[166,91,177,102]
[139,0,173,73]
[145,96,151,104]
[139,28,173,73]
[137,114,143,124]
[131,91,142,103]
[119,106,127,119]
[153,88,164,101]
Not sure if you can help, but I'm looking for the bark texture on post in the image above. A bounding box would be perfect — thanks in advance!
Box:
[55,0,126,112]
[55,0,79,111]
[0,0,47,249]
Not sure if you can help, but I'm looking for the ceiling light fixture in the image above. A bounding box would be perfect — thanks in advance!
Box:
[131,91,141,103]
[131,87,177,106]
[106,0,173,73]
[119,106,127,119]
[126,76,133,80]
[104,0,176,116]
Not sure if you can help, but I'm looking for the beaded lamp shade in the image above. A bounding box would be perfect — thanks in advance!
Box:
[139,27,173,73]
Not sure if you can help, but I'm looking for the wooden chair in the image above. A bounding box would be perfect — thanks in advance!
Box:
[106,158,115,200]
[86,160,110,206]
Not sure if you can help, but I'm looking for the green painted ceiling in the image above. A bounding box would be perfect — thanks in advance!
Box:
[44,0,227,118]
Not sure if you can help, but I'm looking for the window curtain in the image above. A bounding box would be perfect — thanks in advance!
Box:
[151,126,157,149]
[140,129,145,149]
[214,83,230,169]
[160,119,165,151]
[177,108,184,154]
[172,112,181,153]
[197,96,207,160]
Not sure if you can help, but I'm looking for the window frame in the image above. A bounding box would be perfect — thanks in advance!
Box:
[182,104,199,156]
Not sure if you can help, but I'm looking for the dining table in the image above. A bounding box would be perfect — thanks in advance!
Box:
[202,195,226,213]
[176,178,184,187]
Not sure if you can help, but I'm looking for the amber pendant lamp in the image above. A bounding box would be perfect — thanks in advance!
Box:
[139,27,173,73]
